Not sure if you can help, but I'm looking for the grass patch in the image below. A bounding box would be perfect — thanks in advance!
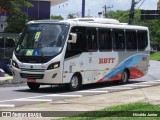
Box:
[59,102,160,120]
[150,52,160,61]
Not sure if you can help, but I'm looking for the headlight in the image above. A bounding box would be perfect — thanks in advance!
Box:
[12,60,19,69]
[47,61,60,70]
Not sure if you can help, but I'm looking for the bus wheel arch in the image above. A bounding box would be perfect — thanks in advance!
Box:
[120,69,130,84]
[68,72,82,91]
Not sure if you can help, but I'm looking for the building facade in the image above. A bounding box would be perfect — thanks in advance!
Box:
[22,1,51,19]
[158,0,160,10]
[0,0,67,32]
[0,16,7,32]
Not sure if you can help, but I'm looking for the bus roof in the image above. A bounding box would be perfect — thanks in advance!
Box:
[28,18,148,30]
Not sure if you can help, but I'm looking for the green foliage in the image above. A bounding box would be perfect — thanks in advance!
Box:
[0,0,32,33]
[67,14,76,19]
[150,52,160,60]
[110,10,129,23]
[4,12,29,33]
[0,0,11,12]
[60,102,160,120]
[0,0,32,13]
[50,15,64,20]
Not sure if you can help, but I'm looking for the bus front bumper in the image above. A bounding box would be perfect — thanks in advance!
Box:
[12,67,63,84]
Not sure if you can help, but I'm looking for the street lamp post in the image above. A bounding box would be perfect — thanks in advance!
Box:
[82,0,85,17]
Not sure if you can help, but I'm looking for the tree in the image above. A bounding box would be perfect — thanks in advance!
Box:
[0,0,32,14]
[50,15,64,20]
[67,14,76,19]
[110,10,129,23]
[0,0,10,13]
[4,12,28,33]
[0,0,32,33]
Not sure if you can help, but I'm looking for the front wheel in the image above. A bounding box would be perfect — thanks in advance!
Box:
[27,82,40,90]
[120,70,129,84]
[68,74,81,91]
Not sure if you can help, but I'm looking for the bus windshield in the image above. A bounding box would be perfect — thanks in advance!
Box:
[15,24,69,57]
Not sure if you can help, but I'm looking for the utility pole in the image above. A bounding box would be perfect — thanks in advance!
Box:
[129,0,142,24]
[129,0,135,24]
[103,5,107,17]
[103,5,113,18]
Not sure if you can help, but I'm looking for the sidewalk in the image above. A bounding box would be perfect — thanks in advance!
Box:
[0,74,13,84]
[0,85,160,120]
[0,74,23,84]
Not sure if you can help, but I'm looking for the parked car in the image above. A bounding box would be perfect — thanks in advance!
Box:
[0,37,15,57]
[0,59,12,75]
[0,37,15,48]
[0,37,15,75]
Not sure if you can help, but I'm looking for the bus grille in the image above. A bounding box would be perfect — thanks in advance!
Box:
[21,68,45,72]
[20,73,44,79]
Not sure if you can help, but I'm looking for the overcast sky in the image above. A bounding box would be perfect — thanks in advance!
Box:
[51,0,159,19]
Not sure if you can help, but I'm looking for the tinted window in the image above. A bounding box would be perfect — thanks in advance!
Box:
[98,29,112,51]
[69,27,87,51]
[113,29,125,50]
[87,28,98,51]
[126,30,137,50]
[137,31,148,50]
[65,27,86,58]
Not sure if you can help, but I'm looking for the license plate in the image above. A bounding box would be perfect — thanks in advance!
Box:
[27,79,36,83]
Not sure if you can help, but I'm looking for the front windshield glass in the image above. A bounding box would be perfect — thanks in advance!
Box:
[15,24,69,56]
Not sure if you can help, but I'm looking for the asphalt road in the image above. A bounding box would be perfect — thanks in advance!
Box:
[0,60,160,108]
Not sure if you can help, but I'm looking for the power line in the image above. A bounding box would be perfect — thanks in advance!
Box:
[121,0,131,10]
[137,0,146,9]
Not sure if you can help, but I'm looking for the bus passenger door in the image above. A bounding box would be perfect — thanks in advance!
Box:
[84,28,98,84]
[83,52,93,84]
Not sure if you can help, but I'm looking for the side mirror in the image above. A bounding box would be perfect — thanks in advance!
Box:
[68,33,77,43]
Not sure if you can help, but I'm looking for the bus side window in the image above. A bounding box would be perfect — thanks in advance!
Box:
[65,27,86,58]
[113,30,125,50]
[69,27,86,51]
[126,30,137,50]
[137,31,148,50]
[87,28,98,51]
[98,29,112,51]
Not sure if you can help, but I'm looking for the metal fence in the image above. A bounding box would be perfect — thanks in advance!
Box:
[0,33,19,59]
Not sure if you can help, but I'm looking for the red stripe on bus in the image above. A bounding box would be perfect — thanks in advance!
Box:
[129,68,144,79]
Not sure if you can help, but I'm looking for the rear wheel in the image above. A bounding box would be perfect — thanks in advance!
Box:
[120,70,129,84]
[27,82,40,90]
[68,74,81,91]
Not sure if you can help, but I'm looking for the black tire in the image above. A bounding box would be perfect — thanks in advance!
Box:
[68,74,81,91]
[27,82,40,90]
[120,70,129,84]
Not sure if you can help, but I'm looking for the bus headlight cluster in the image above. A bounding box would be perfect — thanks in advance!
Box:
[47,61,60,70]
[12,60,19,69]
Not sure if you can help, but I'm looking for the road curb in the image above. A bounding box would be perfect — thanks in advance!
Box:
[0,77,24,85]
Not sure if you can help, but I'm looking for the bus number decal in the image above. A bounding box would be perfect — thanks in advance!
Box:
[99,58,115,64]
